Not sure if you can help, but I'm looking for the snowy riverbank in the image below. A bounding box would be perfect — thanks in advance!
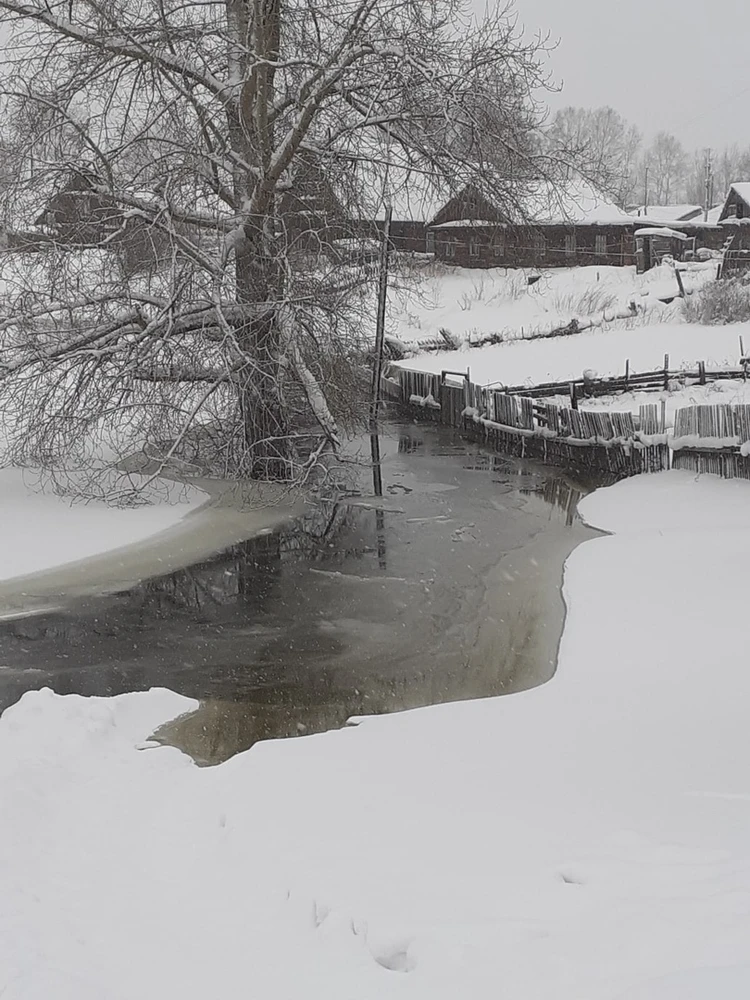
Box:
[0,468,208,584]
[1,470,749,999]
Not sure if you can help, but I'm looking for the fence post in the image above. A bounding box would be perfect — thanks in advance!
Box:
[569,382,578,410]
[698,361,706,385]
[663,354,670,391]
[625,358,630,388]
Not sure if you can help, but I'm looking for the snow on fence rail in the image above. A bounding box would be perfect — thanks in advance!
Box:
[385,367,750,481]
[499,359,748,405]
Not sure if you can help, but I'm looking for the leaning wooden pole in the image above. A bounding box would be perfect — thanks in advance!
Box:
[369,204,393,497]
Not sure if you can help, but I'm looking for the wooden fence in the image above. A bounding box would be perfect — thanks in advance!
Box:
[671,403,750,479]
[385,367,750,482]
[497,359,747,405]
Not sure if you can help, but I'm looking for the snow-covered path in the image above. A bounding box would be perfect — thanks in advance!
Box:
[1,471,749,999]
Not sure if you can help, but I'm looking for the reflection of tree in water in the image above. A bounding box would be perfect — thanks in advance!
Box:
[398,433,425,455]
[0,497,366,715]
[131,500,356,615]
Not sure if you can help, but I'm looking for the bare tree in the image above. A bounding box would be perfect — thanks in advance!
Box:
[546,106,642,206]
[711,145,750,204]
[641,131,686,206]
[0,0,552,495]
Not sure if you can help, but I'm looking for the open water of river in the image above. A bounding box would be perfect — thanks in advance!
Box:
[0,422,598,763]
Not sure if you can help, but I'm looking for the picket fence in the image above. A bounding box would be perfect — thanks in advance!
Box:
[384,367,750,482]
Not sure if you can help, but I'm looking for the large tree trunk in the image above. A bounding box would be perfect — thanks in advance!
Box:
[235,223,290,480]
[227,0,290,480]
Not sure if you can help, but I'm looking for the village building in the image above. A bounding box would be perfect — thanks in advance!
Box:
[426,178,731,270]
[718,183,750,222]
[29,157,349,262]
[428,179,642,268]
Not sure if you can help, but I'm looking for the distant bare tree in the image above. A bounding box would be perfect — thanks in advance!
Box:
[0,0,553,496]
[546,106,642,206]
[642,131,686,206]
[712,145,750,204]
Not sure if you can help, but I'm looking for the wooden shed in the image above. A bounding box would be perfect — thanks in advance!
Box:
[633,227,694,273]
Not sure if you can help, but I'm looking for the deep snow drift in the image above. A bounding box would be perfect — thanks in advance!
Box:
[1,471,749,999]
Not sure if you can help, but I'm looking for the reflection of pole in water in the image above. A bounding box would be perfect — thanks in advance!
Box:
[370,430,383,497]
[369,429,388,570]
[369,203,392,500]
[368,203,392,568]
[376,506,387,571]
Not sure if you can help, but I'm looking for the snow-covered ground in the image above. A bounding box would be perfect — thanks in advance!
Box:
[390,261,718,349]
[394,320,747,388]
[2,470,749,999]
[0,467,206,583]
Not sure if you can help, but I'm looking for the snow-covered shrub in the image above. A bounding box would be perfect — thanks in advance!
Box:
[545,286,619,319]
[685,276,750,325]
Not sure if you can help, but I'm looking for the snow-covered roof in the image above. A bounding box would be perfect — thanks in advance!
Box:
[728,182,750,206]
[629,205,702,223]
[717,182,750,223]
[508,178,632,226]
[430,218,502,229]
[378,172,447,223]
[353,156,449,223]
[703,205,723,225]
[634,227,692,240]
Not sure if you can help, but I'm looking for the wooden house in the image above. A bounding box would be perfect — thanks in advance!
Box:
[33,159,349,266]
[427,179,728,270]
[718,184,750,223]
[428,179,640,268]
[34,170,121,244]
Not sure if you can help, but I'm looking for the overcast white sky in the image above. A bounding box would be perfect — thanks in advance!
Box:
[472,0,750,151]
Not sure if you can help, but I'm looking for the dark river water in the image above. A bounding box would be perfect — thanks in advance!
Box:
[0,422,596,764]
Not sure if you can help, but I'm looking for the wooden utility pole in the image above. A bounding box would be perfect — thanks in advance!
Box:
[644,165,650,217]
[369,203,393,497]
[704,148,713,222]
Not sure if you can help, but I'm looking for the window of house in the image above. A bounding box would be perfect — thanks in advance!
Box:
[727,204,738,218]
[595,234,607,256]
[737,203,745,219]
[534,232,546,257]
[493,230,506,257]
[565,232,577,257]
[469,237,480,258]
[445,238,456,259]
[426,230,435,253]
